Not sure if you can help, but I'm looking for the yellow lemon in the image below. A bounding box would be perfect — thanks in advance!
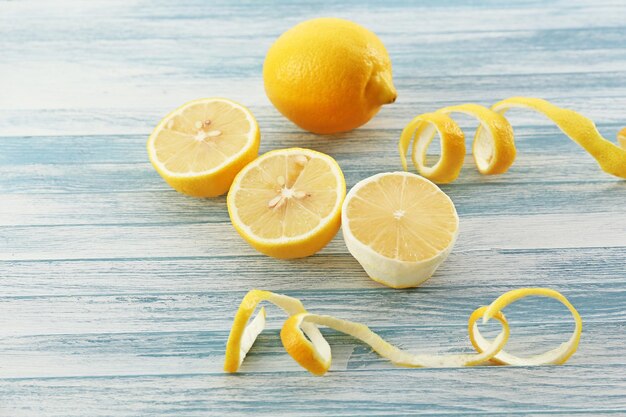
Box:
[263,18,397,134]
[147,98,260,197]
[342,172,459,288]
[227,148,346,258]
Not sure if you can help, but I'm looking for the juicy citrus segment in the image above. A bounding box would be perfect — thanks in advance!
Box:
[347,174,457,261]
[227,148,346,258]
[469,288,583,366]
[153,101,252,173]
[342,172,458,288]
[225,288,580,376]
[147,98,260,197]
[400,97,626,183]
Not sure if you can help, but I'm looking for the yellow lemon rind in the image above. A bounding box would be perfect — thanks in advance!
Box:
[443,103,516,175]
[223,289,310,373]
[224,287,580,376]
[399,112,466,184]
[618,127,626,149]
[263,18,397,134]
[469,287,582,366]
[491,97,626,179]
[400,96,626,183]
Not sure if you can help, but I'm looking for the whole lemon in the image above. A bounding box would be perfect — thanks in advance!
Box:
[263,18,397,134]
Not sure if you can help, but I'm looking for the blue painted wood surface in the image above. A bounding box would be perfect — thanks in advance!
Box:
[1,0,626,415]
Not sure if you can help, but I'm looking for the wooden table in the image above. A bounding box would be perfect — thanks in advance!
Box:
[1,1,625,415]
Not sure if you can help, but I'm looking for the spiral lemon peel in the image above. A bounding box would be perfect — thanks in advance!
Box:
[224,288,581,376]
[469,288,583,366]
[400,97,626,183]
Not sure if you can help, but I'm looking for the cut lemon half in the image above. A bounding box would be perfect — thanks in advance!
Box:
[147,98,260,197]
[227,148,346,259]
[342,172,459,288]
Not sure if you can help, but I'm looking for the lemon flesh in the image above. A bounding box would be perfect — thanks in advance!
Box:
[147,98,260,197]
[342,172,458,288]
[227,148,346,259]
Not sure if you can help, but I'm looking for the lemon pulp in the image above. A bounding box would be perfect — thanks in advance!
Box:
[346,173,457,261]
[342,172,458,288]
[227,148,345,258]
[147,98,260,197]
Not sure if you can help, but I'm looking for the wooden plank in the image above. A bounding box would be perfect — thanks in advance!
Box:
[0,321,622,379]
[1,213,624,261]
[1,180,625,226]
[1,365,626,416]
[3,154,624,196]
[1,1,625,114]
[3,122,625,165]
[0,285,621,336]
[1,246,623,296]
[2,95,626,136]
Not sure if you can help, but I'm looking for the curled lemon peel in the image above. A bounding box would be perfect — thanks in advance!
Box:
[400,97,626,183]
[469,288,583,366]
[224,288,581,376]
[223,290,308,373]
[399,112,466,183]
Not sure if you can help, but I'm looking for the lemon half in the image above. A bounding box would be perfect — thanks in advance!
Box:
[147,98,260,197]
[342,172,459,288]
[227,148,346,258]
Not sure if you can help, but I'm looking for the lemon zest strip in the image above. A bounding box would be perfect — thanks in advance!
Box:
[224,287,581,375]
[400,97,626,183]
[399,112,466,183]
[224,290,309,372]
[281,311,509,375]
[469,287,582,366]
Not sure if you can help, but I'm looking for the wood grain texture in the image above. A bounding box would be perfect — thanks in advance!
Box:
[1,0,626,415]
